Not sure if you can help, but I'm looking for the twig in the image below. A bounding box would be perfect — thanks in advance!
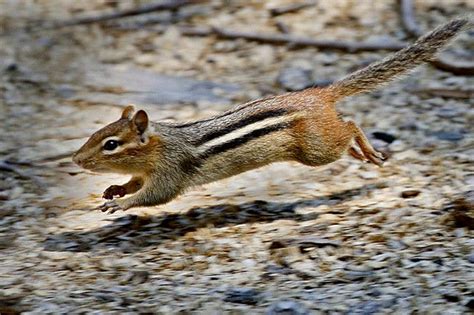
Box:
[409,87,474,99]
[429,58,474,76]
[269,1,316,16]
[116,23,409,51]
[210,27,407,52]
[398,0,423,36]
[0,160,45,187]
[397,0,474,76]
[115,24,408,52]
[0,161,32,179]
[275,21,291,34]
[44,0,203,29]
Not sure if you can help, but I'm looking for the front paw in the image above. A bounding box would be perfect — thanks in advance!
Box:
[96,200,124,214]
[103,185,127,200]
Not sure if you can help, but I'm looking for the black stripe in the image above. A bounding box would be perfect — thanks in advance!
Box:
[174,96,276,129]
[175,114,227,129]
[192,109,288,145]
[200,122,290,159]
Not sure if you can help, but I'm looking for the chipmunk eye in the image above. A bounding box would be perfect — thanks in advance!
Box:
[103,140,120,151]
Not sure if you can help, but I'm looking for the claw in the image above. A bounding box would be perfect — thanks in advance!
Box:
[103,185,127,200]
[95,200,124,214]
[367,150,386,167]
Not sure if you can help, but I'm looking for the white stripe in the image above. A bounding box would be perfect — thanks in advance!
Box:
[198,114,296,152]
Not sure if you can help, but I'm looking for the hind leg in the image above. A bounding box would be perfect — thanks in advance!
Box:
[346,121,385,166]
[348,146,367,162]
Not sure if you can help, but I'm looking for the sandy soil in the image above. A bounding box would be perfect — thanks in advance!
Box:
[1,1,473,314]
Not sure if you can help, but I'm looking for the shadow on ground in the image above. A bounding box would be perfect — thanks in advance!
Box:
[44,183,382,253]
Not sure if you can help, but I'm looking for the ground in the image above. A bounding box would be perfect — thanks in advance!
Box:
[0,1,473,314]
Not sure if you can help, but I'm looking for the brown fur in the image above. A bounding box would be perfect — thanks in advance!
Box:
[331,18,469,99]
[73,18,470,213]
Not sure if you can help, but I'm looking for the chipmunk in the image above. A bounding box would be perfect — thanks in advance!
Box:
[73,18,469,213]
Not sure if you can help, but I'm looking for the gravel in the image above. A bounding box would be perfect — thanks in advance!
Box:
[1,0,473,313]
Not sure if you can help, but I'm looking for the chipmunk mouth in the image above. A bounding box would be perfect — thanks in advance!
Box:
[73,158,104,173]
[83,163,112,173]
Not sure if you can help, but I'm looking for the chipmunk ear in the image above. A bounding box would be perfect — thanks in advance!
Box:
[121,105,135,120]
[132,110,149,134]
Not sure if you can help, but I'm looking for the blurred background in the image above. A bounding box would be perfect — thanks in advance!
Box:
[0,1,473,313]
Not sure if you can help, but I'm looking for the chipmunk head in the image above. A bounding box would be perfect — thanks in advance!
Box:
[73,105,162,174]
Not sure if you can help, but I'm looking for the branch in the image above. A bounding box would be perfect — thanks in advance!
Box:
[210,27,407,52]
[115,22,409,52]
[269,1,316,16]
[409,87,474,99]
[0,160,45,187]
[398,0,423,36]
[429,58,474,76]
[46,0,203,29]
[114,24,408,52]
[397,0,474,76]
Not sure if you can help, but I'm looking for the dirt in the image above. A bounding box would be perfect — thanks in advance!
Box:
[1,1,473,314]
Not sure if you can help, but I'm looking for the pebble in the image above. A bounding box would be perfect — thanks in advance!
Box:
[242,259,257,268]
[436,107,462,118]
[101,257,143,269]
[359,171,378,179]
[467,253,474,264]
[348,301,383,314]
[387,239,408,250]
[124,270,150,285]
[372,131,396,144]
[401,190,421,198]
[224,288,262,305]
[441,291,460,302]
[432,131,464,142]
[277,66,313,91]
[466,299,474,309]
[39,251,73,260]
[344,270,375,281]
[266,300,310,315]
[389,140,406,152]
[2,2,473,314]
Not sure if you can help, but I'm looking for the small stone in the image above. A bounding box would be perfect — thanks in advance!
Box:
[368,288,382,297]
[39,251,73,260]
[466,299,474,309]
[401,190,421,198]
[266,300,310,315]
[5,63,18,72]
[101,257,143,269]
[349,301,383,314]
[372,131,396,143]
[224,288,261,305]
[388,140,406,152]
[344,270,375,281]
[442,292,460,302]
[432,130,464,142]
[450,198,474,230]
[467,253,474,263]
[436,107,461,118]
[277,66,313,91]
[124,270,149,285]
[94,293,116,303]
[269,236,340,250]
[454,228,465,238]
[359,171,378,179]
[242,259,257,268]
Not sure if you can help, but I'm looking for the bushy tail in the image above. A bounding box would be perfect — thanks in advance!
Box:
[328,18,470,100]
